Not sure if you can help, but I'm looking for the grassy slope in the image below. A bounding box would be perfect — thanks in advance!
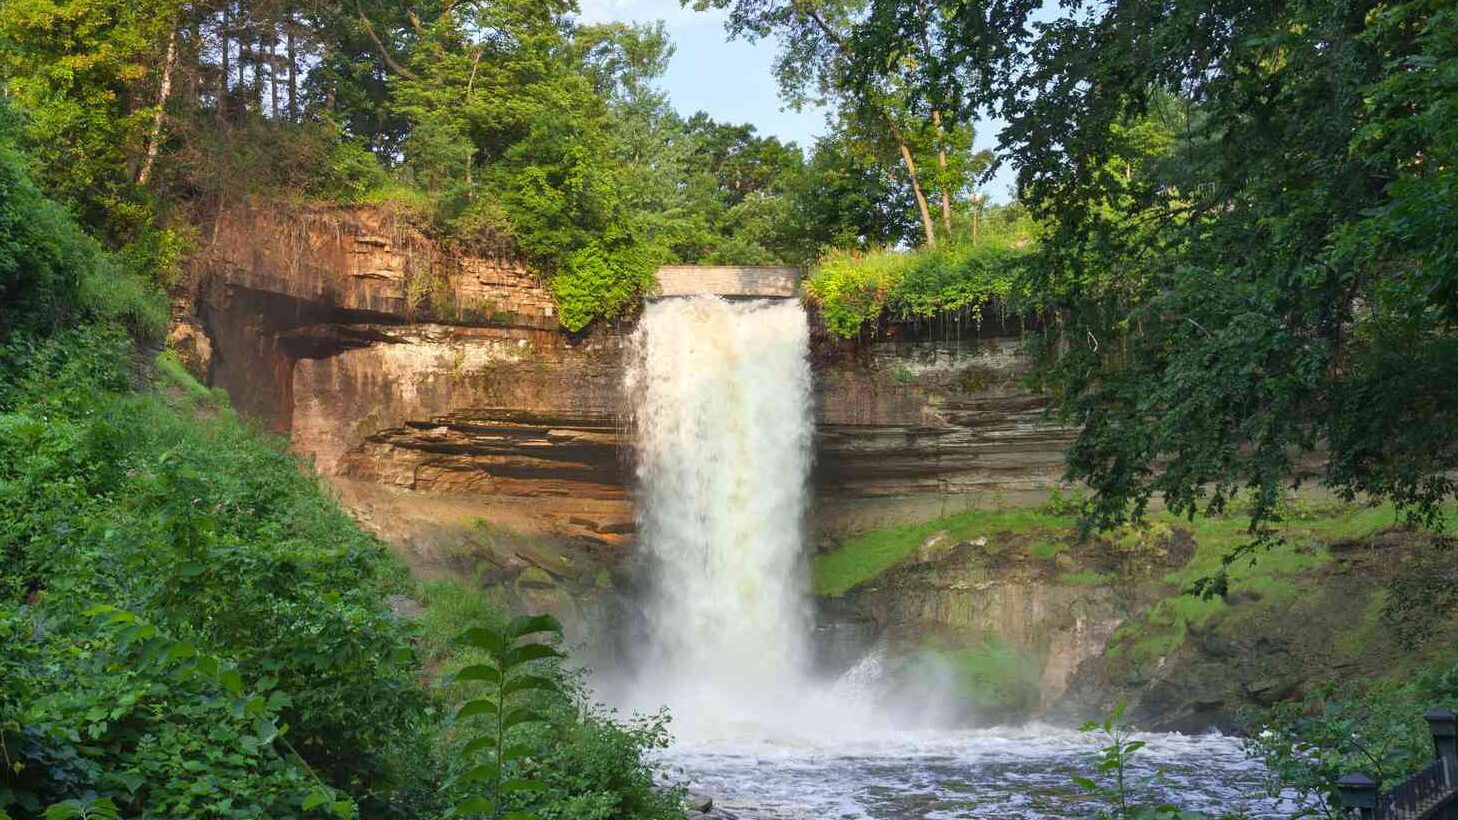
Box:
[815,499,1458,702]
[814,499,1458,723]
[813,500,1443,598]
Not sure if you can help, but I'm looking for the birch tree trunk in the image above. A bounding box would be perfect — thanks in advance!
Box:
[137,26,178,186]
[218,3,229,123]
[933,109,953,236]
[890,126,937,247]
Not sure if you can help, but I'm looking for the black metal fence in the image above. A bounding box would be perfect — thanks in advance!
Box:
[1338,711,1458,820]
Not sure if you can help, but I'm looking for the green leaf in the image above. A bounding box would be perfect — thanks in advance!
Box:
[499,779,549,794]
[502,707,546,730]
[302,791,331,811]
[460,734,499,758]
[194,655,220,679]
[502,675,556,696]
[176,561,207,577]
[455,627,506,655]
[505,614,562,639]
[456,698,499,721]
[452,664,502,685]
[500,742,536,762]
[219,668,244,695]
[449,797,497,817]
[453,761,500,784]
[499,812,540,820]
[166,641,198,661]
[503,643,561,669]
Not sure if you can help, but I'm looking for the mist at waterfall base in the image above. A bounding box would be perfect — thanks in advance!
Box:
[600,296,1296,818]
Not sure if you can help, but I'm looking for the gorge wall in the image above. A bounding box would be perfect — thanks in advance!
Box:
[179,202,1427,729]
[178,201,1087,695]
[180,203,1073,564]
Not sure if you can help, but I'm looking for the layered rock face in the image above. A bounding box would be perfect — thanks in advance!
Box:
[183,203,1072,567]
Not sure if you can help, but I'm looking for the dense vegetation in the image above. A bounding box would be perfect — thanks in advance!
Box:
[793,0,1458,577]
[0,112,679,819]
[805,203,1034,336]
[1000,0,1458,565]
[0,0,955,330]
[4,0,1458,814]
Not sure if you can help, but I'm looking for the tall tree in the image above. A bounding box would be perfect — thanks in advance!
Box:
[702,0,940,244]
[1003,0,1458,581]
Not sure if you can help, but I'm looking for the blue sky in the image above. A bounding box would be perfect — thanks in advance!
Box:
[576,0,1019,201]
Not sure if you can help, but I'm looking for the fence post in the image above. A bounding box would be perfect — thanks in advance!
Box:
[1337,773,1379,820]
[1426,709,1458,787]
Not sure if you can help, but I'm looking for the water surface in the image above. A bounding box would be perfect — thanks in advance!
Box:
[660,726,1302,819]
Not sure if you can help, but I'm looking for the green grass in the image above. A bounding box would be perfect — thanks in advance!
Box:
[812,507,1069,596]
[813,498,1458,600]
[1108,503,1458,666]
[414,577,507,665]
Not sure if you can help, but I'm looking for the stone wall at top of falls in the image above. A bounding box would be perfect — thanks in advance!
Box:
[177,202,1075,569]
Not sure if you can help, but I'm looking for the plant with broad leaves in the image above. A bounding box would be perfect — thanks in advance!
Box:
[448,614,565,819]
[1073,703,1209,819]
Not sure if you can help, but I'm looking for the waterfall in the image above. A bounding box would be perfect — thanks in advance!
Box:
[625,295,824,740]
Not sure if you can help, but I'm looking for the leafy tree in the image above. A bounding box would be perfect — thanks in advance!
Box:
[701,0,1028,247]
[1003,0,1458,582]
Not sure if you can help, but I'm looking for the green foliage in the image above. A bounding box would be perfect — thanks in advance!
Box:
[1074,704,1209,819]
[435,604,682,820]
[1247,679,1443,816]
[0,138,681,811]
[0,328,440,817]
[448,614,565,819]
[0,108,166,343]
[806,206,1035,337]
[550,242,667,333]
[0,0,175,241]
[1004,0,1458,561]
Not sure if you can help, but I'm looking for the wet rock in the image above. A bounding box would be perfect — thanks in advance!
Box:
[685,793,713,812]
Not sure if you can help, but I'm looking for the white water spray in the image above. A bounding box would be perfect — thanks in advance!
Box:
[624,296,873,741]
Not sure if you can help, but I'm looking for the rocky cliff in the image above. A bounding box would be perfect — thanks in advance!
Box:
[179,202,1073,575]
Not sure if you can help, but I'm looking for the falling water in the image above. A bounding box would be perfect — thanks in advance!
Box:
[623,295,830,740]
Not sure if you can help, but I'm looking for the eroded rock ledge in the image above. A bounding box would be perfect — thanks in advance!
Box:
[181,202,1074,568]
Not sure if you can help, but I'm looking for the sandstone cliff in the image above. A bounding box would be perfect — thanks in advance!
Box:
[179,202,1074,576]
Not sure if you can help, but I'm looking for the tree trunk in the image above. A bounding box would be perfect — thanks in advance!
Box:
[286,24,297,120]
[933,108,953,236]
[792,0,936,245]
[218,3,229,123]
[237,15,245,107]
[269,34,279,117]
[888,121,936,247]
[464,46,483,188]
[137,25,179,186]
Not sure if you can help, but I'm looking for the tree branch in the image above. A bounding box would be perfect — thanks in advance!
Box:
[355,0,418,80]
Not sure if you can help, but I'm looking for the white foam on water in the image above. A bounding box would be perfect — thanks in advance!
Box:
[656,727,1307,819]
